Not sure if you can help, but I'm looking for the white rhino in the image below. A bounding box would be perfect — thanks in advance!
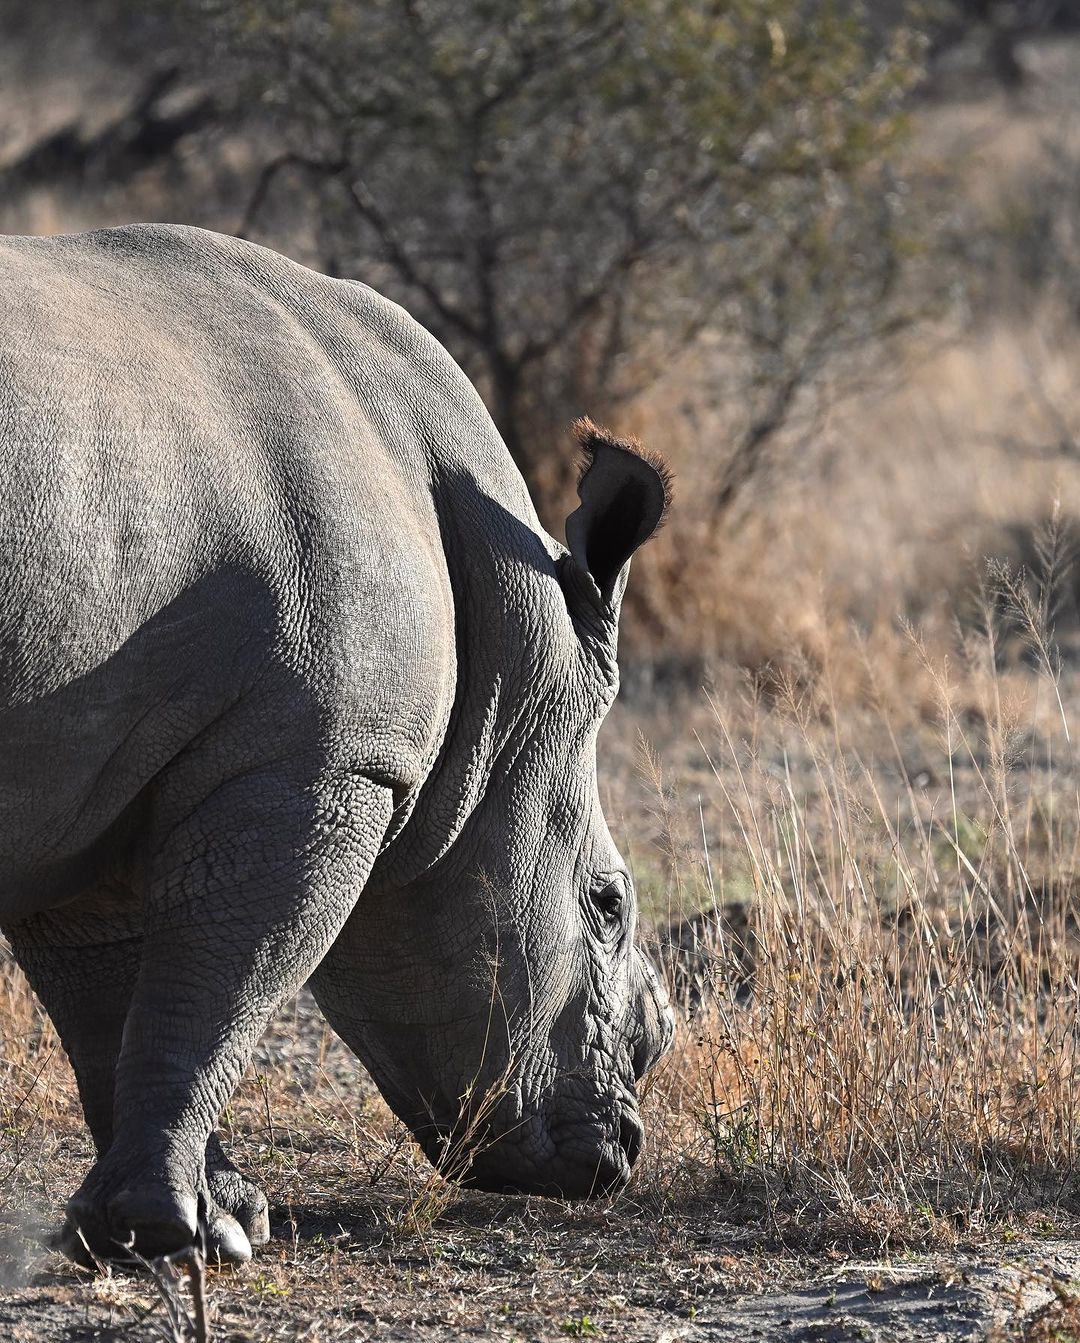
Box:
[0,224,674,1264]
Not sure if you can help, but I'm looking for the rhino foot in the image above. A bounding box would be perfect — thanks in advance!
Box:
[205,1135,270,1248]
[56,1152,254,1268]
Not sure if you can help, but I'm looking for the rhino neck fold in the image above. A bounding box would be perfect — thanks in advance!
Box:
[367,464,563,891]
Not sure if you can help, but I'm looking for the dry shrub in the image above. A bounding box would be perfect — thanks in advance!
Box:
[619,295,1080,684]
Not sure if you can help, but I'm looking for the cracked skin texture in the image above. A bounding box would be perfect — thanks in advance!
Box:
[0,223,673,1267]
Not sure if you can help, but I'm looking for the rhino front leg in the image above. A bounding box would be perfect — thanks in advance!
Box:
[65,765,393,1264]
[7,886,271,1262]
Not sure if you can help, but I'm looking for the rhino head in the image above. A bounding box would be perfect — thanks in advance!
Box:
[310,420,674,1198]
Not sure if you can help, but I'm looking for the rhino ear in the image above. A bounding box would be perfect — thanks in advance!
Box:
[564,418,672,609]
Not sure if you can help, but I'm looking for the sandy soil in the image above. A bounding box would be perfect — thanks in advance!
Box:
[1,1221,1077,1341]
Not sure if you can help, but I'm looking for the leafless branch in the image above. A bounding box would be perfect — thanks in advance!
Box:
[343,177,484,343]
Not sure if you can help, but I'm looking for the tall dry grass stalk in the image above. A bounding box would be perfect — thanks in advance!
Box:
[638,560,1080,1247]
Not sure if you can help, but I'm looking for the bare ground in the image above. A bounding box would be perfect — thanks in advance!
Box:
[1,1189,1078,1342]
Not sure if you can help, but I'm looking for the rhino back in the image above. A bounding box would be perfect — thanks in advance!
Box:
[0,224,466,907]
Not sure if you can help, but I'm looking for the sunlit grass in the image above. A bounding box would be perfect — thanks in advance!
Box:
[635,559,1080,1248]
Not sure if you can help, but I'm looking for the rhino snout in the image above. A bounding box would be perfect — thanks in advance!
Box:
[460,1109,641,1199]
[418,1085,644,1200]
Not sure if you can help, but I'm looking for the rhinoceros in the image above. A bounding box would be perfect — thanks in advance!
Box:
[0,223,674,1265]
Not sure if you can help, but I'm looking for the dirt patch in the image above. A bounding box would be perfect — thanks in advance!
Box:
[0,1242,1077,1342]
[686,1249,1080,1342]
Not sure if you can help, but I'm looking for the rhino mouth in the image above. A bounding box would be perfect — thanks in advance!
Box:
[416,1095,643,1200]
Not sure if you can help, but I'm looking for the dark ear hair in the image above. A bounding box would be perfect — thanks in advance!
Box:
[564,418,672,608]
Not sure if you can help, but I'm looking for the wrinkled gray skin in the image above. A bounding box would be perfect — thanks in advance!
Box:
[0,224,673,1266]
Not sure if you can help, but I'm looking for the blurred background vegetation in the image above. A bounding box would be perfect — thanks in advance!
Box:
[4,0,1080,680]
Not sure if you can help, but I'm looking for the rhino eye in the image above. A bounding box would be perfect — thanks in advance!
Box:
[591,878,628,930]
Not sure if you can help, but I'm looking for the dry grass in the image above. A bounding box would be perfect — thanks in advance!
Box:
[631,601,1080,1253]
